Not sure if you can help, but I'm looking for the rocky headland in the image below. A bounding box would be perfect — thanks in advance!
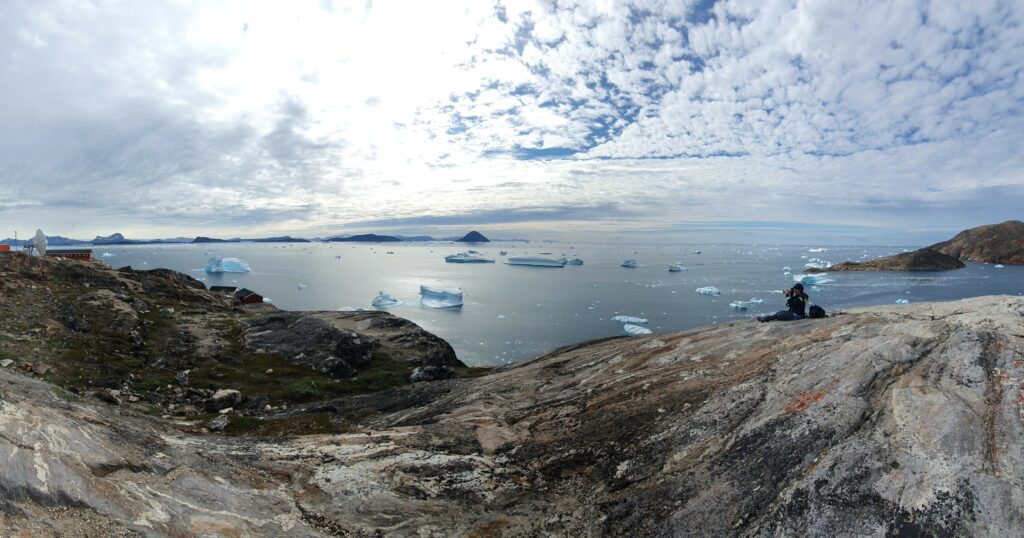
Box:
[930,220,1024,265]
[808,247,965,272]
[1,254,1023,536]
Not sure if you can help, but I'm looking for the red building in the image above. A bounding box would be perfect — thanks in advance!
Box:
[232,288,264,306]
[45,249,93,261]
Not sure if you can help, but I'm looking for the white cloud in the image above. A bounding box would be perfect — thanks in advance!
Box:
[0,0,1020,240]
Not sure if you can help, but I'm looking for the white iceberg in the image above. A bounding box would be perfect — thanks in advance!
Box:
[749,298,765,304]
[621,259,638,268]
[994,264,1005,268]
[204,256,251,273]
[668,264,687,272]
[507,257,565,267]
[612,315,648,324]
[895,299,910,304]
[371,291,402,308]
[297,283,307,290]
[695,287,721,296]
[100,252,115,258]
[623,324,652,336]
[445,251,495,263]
[782,266,792,271]
[419,286,463,308]
[337,306,365,312]
[794,273,834,285]
[808,248,828,253]
[729,301,751,310]
[804,258,832,270]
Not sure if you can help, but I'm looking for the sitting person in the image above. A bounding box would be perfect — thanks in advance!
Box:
[757,283,808,322]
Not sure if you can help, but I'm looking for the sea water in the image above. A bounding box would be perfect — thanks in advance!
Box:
[93,241,1024,366]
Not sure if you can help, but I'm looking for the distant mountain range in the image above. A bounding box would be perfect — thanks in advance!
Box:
[1,230,521,246]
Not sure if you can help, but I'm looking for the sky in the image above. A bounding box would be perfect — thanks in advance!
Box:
[0,0,1022,243]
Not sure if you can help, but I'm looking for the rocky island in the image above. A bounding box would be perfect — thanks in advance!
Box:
[1,254,1023,536]
[930,220,1024,265]
[809,247,965,272]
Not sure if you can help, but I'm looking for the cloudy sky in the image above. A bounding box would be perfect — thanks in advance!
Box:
[1,0,1021,242]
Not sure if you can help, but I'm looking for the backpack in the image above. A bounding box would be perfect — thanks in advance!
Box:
[808,305,826,319]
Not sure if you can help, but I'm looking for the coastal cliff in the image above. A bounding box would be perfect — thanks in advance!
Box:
[1,256,1022,536]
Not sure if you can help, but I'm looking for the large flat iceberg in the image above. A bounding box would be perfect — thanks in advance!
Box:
[420,286,463,308]
[204,256,251,273]
[623,324,652,336]
[613,315,648,324]
[695,286,721,296]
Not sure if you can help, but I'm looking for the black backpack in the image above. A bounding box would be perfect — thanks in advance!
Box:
[808,305,826,319]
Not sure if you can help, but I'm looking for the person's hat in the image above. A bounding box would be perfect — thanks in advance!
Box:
[793,283,805,291]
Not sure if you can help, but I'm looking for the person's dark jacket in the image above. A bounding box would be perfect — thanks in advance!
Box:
[787,292,809,317]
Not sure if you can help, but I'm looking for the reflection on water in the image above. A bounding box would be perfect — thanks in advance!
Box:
[93,242,1024,366]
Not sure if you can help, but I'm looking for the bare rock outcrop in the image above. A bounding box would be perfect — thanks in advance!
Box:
[2,296,1023,536]
[930,220,1024,264]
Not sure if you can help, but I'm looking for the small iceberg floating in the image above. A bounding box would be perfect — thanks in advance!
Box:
[204,256,251,273]
[100,252,115,258]
[371,291,402,308]
[499,250,508,256]
[749,298,765,304]
[808,248,829,253]
[445,251,495,263]
[507,256,565,267]
[419,286,463,308]
[695,286,721,296]
[692,250,701,254]
[612,315,648,324]
[623,324,653,336]
[794,273,834,285]
[994,264,1005,268]
[729,301,751,310]
[567,258,584,266]
[297,283,307,290]
[895,299,910,304]
[621,259,638,268]
[668,264,686,272]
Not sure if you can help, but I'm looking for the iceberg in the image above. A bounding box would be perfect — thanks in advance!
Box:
[419,286,463,308]
[808,248,828,253]
[804,258,832,270]
[749,298,765,304]
[621,259,638,268]
[612,315,648,324]
[445,251,495,263]
[499,250,508,256]
[100,252,115,258]
[782,266,792,271]
[623,324,652,336]
[204,256,251,273]
[895,299,910,304]
[507,257,565,267]
[567,258,584,266]
[695,287,721,296]
[371,291,402,308]
[297,283,307,290]
[994,264,1005,268]
[668,264,687,272]
[794,273,834,285]
[337,306,365,312]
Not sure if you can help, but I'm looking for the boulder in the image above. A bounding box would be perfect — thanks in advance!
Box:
[205,389,241,412]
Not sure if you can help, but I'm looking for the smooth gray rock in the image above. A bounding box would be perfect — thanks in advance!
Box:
[1,296,1022,537]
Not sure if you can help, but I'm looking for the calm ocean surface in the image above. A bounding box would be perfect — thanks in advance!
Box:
[91,241,1024,367]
